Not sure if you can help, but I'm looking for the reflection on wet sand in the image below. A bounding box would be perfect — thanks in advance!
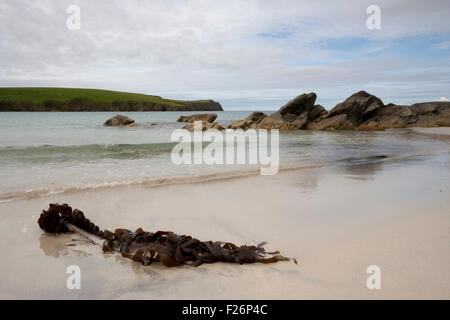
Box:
[292,169,319,192]
[39,234,70,258]
[40,232,163,279]
[337,155,387,181]
[335,153,435,181]
[39,233,93,258]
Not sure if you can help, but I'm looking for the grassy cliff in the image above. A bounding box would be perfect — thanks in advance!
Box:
[0,87,223,111]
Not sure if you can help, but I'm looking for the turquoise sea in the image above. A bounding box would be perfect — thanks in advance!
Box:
[0,111,447,202]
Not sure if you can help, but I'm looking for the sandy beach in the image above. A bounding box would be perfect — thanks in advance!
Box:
[2,0,450,308]
[0,128,448,299]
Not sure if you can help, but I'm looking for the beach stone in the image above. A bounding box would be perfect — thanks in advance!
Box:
[103,114,135,126]
[177,113,217,123]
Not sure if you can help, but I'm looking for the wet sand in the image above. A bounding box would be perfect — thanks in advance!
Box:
[0,128,449,299]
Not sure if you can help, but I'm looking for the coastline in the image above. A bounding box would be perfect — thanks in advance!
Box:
[1,139,449,299]
[0,87,223,112]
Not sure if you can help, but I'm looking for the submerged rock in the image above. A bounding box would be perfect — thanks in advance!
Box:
[103,114,136,126]
[177,113,217,123]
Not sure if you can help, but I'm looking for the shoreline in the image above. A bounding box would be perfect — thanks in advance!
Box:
[1,144,449,299]
[2,124,450,203]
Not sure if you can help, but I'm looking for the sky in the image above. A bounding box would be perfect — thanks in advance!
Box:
[0,0,449,110]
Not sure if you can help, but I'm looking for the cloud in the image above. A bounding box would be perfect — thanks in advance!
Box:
[0,0,449,109]
[440,97,449,101]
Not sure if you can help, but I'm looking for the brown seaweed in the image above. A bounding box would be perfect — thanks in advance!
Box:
[38,203,296,267]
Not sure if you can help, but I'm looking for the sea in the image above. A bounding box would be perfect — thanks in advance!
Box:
[0,111,448,202]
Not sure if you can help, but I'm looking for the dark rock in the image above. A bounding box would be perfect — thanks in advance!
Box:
[257,93,317,130]
[309,104,328,121]
[222,91,450,131]
[103,114,136,126]
[177,113,217,123]
[322,91,385,129]
[358,104,415,130]
[182,121,225,131]
[306,114,354,130]
[411,103,450,127]
[228,112,267,130]
[310,95,450,130]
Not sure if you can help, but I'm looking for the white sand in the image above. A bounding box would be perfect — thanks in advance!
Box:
[0,149,449,299]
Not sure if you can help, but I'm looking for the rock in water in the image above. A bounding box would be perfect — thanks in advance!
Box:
[250,90,450,131]
[257,93,318,130]
[103,114,136,126]
[182,121,224,131]
[308,91,384,130]
[228,112,267,130]
[177,113,217,123]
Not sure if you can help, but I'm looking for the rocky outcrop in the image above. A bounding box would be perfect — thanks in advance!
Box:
[307,91,385,130]
[309,92,450,130]
[103,114,136,126]
[181,121,225,131]
[228,112,267,130]
[177,113,217,123]
[256,93,329,130]
[226,90,450,131]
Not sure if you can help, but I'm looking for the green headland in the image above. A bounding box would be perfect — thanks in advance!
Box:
[0,87,223,111]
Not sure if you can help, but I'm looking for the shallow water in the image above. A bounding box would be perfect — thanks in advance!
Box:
[0,112,448,201]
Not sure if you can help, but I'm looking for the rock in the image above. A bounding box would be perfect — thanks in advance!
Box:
[357,104,415,130]
[103,114,135,126]
[227,91,450,131]
[309,104,328,121]
[312,99,450,130]
[181,121,225,131]
[319,91,385,130]
[228,112,267,130]
[306,114,354,130]
[410,103,450,127]
[257,93,317,130]
[177,113,217,123]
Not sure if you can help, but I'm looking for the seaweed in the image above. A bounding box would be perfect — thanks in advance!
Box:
[38,203,296,267]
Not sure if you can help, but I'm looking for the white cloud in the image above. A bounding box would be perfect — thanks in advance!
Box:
[0,0,449,109]
[440,97,449,101]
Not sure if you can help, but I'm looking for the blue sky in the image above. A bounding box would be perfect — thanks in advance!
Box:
[0,0,449,110]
